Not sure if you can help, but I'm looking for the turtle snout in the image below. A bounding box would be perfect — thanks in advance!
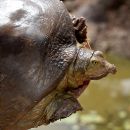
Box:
[106,63,117,74]
[109,64,117,74]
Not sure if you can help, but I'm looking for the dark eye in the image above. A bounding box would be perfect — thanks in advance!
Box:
[92,60,98,65]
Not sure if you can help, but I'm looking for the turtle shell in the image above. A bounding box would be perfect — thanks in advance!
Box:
[0,0,76,129]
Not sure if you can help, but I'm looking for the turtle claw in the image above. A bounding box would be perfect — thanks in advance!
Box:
[72,17,87,43]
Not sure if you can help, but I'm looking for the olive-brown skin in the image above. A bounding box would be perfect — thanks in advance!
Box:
[0,0,77,129]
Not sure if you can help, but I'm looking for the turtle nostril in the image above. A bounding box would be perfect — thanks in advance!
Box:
[94,51,104,58]
[106,63,117,74]
[109,65,117,74]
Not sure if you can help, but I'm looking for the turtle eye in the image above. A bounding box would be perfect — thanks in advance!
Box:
[92,60,99,65]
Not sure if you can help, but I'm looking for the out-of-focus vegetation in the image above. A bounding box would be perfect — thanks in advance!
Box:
[31,0,130,130]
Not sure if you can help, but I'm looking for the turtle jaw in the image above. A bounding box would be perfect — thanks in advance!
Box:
[88,63,117,80]
[89,72,109,80]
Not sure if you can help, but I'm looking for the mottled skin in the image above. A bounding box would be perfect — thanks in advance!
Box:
[5,46,116,130]
[0,0,116,130]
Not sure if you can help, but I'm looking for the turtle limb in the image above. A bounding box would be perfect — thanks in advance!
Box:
[44,93,82,124]
[72,16,87,43]
[71,16,91,49]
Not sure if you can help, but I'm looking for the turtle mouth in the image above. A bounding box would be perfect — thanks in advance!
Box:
[90,66,117,80]
[90,72,109,80]
[67,80,90,97]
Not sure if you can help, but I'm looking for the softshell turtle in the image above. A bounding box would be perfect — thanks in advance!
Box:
[0,0,116,130]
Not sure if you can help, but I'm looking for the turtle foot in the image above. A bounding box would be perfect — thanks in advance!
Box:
[72,17,87,43]
[44,93,82,124]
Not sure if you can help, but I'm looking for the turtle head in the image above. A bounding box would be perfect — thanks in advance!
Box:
[85,50,117,80]
[74,48,116,80]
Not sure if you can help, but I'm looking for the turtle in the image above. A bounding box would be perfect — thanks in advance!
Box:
[0,0,116,130]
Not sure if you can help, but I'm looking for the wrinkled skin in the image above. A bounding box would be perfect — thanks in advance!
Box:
[0,0,116,130]
[13,47,116,130]
[57,47,116,99]
[45,47,116,123]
